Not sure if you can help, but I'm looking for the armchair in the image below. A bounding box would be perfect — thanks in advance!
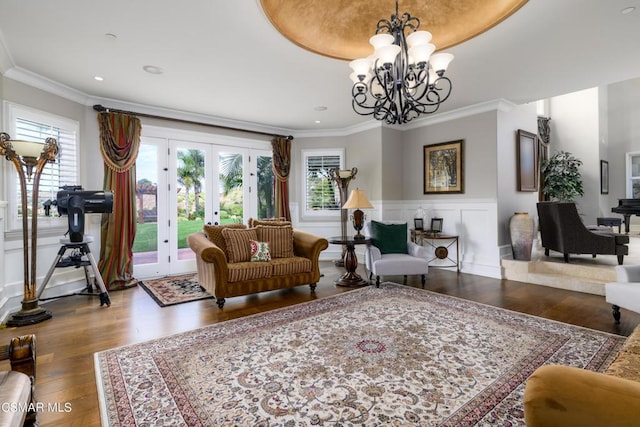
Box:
[537,202,629,264]
[605,265,640,323]
[364,221,429,288]
[0,334,36,427]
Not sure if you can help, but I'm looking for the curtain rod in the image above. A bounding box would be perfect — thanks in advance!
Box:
[92,105,293,140]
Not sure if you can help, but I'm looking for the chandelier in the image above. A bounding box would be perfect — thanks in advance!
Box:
[349,0,454,125]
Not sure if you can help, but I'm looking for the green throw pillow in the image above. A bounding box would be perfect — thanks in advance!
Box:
[371,221,408,254]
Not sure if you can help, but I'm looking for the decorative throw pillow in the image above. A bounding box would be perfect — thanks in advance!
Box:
[255,225,294,258]
[249,218,291,228]
[371,221,408,254]
[221,228,258,263]
[250,240,271,262]
[203,223,246,259]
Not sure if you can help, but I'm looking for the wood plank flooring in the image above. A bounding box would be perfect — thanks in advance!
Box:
[1,263,639,426]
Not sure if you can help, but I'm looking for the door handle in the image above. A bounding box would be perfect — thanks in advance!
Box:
[163,240,168,243]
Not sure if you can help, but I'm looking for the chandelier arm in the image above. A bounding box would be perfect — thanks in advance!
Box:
[412,77,452,107]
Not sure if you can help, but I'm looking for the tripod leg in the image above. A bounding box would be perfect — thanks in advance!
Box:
[83,244,111,307]
[37,246,67,300]
[82,265,93,293]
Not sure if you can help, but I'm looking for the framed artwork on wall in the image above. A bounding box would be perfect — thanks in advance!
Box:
[414,218,424,230]
[516,129,538,192]
[601,160,609,194]
[423,140,464,194]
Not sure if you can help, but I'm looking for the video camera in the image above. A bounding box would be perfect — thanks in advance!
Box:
[44,185,113,242]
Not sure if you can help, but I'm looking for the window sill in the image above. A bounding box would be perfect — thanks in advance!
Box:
[4,225,68,242]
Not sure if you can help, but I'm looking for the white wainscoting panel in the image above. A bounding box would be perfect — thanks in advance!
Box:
[380,199,501,279]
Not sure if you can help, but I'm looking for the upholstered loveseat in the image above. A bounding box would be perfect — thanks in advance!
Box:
[187,221,328,308]
[524,324,640,426]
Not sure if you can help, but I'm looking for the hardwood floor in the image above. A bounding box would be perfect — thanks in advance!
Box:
[1,263,639,426]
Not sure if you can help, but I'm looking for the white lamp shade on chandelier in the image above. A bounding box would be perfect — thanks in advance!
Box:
[349,0,454,125]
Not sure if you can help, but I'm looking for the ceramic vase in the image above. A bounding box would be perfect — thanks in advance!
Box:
[509,212,534,261]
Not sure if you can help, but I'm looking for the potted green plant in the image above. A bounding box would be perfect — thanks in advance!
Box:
[541,151,584,202]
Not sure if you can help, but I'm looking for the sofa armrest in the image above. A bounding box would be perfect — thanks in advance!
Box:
[188,232,226,264]
[293,230,328,261]
[293,230,328,282]
[524,365,640,427]
[616,265,640,282]
[365,245,382,271]
[187,232,229,296]
[0,334,36,380]
[408,242,430,259]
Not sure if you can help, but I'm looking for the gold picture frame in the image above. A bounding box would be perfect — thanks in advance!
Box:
[424,140,464,194]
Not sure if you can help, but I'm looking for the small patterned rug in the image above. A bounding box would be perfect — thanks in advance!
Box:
[138,274,213,307]
[95,283,625,426]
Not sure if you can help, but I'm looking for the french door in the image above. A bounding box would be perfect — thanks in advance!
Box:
[133,136,271,278]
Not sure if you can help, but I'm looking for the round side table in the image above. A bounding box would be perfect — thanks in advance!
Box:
[329,236,371,287]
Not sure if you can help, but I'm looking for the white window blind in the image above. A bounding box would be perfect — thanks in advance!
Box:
[303,151,342,213]
[12,113,78,218]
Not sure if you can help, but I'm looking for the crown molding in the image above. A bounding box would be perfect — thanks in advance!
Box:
[294,99,518,138]
[3,66,293,138]
[389,99,518,131]
[0,29,15,74]
[87,96,292,139]
[293,118,382,138]
[2,65,519,139]
[3,66,89,104]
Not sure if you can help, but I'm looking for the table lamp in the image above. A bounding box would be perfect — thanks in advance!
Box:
[342,188,373,239]
[0,132,58,326]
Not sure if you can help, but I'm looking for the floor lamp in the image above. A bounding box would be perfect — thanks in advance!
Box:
[0,132,58,326]
[330,167,357,266]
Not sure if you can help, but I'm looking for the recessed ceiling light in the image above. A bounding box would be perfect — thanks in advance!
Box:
[94,76,104,81]
[315,120,321,124]
[621,6,636,14]
[143,65,164,75]
[314,106,328,111]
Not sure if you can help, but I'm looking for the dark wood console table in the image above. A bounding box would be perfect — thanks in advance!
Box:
[329,236,371,287]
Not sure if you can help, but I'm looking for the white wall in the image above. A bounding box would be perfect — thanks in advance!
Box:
[608,78,640,225]
[549,87,601,222]
[496,103,539,249]
[401,111,499,200]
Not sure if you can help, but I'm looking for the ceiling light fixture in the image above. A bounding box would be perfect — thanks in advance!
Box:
[94,76,104,81]
[349,0,454,125]
[143,65,163,75]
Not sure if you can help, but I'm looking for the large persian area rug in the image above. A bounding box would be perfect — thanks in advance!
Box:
[95,283,624,426]
[138,274,212,307]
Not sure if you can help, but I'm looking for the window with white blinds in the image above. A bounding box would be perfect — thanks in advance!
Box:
[302,149,343,216]
[4,103,79,221]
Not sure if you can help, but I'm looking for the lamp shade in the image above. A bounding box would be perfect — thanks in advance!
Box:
[11,140,45,158]
[342,189,373,210]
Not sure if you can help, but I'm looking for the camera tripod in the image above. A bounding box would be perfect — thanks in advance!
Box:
[37,236,111,307]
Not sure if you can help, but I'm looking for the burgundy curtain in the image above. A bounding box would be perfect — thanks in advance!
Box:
[97,112,142,290]
[271,136,292,221]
